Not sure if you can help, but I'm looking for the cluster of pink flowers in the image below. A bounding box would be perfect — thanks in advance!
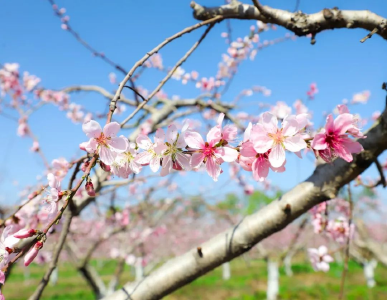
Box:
[312,105,365,163]
[307,246,334,272]
[79,104,365,183]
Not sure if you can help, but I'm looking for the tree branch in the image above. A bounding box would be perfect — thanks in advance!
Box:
[191,1,387,41]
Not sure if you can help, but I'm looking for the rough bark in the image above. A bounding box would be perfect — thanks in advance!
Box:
[190,1,387,41]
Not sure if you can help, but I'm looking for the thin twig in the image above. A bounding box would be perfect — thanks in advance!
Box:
[47,0,141,103]
[360,28,379,43]
[105,15,223,124]
[120,23,217,127]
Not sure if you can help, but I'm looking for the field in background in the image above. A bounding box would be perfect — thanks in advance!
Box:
[3,259,387,299]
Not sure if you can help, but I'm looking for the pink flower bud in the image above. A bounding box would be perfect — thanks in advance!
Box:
[14,228,37,239]
[85,181,96,197]
[172,161,183,171]
[81,161,90,172]
[61,24,68,30]
[99,161,111,172]
[79,142,88,151]
[28,191,37,200]
[24,241,43,266]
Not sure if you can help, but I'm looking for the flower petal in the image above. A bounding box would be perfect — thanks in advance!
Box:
[334,113,355,135]
[240,141,257,157]
[268,144,285,168]
[103,122,120,137]
[190,152,205,168]
[311,133,328,150]
[149,157,160,172]
[166,124,178,144]
[155,128,165,144]
[82,120,102,138]
[109,136,128,153]
[136,135,153,150]
[99,147,116,165]
[283,135,307,152]
[135,152,153,165]
[205,157,221,181]
[184,131,205,149]
[215,147,238,162]
[261,112,278,134]
[252,157,270,182]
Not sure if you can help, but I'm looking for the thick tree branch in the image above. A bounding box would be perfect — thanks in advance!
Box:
[103,104,387,300]
[191,1,387,41]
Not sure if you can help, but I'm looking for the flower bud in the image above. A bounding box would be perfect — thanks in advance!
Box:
[79,142,88,151]
[28,191,37,200]
[13,228,37,239]
[24,241,43,266]
[99,161,111,172]
[85,181,96,197]
[81,161,90,172]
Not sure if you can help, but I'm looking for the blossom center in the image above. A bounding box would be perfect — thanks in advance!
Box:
[96,133,109,147]
[203,142,215,157]
[268,130,283,145]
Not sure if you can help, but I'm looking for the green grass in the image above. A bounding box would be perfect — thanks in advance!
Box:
[2,258,387,299]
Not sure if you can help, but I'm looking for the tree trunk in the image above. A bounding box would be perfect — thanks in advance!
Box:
[49,267,58,286]
[222,262,231,280]
[364,259,377,288]
[283,253,293,277]
[267,259,279,300]
[135,259,144,281]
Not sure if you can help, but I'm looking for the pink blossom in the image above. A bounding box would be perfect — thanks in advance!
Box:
[308,246,334,272]
[47,173,62,202]
[352,90,370,104]
[293,99,308,115]
[66,103,84,123]
[250,112,307,168]
[112,141,142,178]
[372,111,381,121]
[17,118,29,137]
[30,141,40,152]
[307,83,318,100]
[0,271,4,285]
[24,241,43,266]
[135,131,165,173]
[23,72,40,92]
[171,67,185,80]
[184,128,238,181]
[311,113,364,163]
[82,120,127,165]
[51,157,69,179]
[270,101,292,119]
[13,228,37,239]
[207,113,238,144]
[85,181,96,197]
[157,124,191,177]
[240,141,285,181]
[327,217,354,244]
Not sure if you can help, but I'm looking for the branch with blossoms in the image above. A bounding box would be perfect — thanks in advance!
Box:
[103,95,387,299]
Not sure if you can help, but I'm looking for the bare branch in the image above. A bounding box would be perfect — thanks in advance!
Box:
[120,23,217,127]
[191,1,387,41]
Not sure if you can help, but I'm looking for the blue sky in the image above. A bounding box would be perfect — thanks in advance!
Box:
[1,0,387,206]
